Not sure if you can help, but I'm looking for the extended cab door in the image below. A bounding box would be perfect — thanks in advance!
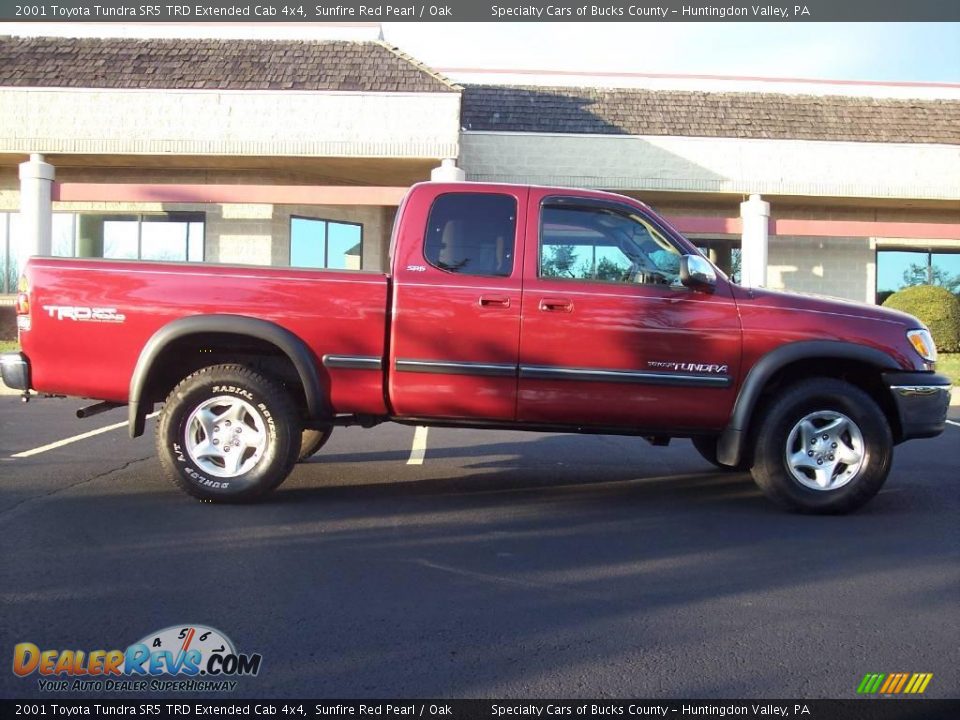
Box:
[517,190,742,431]
[388,185,528,420]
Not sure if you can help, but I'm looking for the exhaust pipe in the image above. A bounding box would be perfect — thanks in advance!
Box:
[76,401,123,419]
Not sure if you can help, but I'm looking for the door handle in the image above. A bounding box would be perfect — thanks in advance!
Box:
[539,298,573,313]
[479,295,511,308]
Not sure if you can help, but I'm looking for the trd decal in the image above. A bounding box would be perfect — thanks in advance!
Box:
[42,306,126,323]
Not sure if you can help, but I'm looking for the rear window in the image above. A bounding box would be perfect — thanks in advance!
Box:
[423,193,517,277]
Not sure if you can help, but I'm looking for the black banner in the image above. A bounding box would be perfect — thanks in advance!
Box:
[2,700,960,720]
[2,0,960,22]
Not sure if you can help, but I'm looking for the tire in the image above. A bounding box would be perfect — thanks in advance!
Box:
[298,427,333,462]
[749,378,892,514]
[691,435,749,472]
[156,364,301,503]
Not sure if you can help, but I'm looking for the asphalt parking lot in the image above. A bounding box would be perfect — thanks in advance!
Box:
[0,393,958,700]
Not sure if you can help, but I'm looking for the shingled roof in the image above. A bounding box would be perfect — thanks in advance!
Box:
[462,85,960,145]
[0,36,457,92]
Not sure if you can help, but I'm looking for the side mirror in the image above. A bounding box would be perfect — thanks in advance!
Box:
[679,254,717,291]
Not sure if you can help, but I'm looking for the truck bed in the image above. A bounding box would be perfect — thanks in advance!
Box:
[21,257,390,414]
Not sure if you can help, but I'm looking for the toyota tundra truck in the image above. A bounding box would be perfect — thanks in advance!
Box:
[1,182,952,513]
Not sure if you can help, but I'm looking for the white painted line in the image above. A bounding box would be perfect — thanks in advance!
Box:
[11,412,160,458]
[406,425,429,465]
[946,419,960,429]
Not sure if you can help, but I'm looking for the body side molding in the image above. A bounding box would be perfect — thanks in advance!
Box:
[128,314,326,437]
[716,340,901,467]
[323,354,383,370]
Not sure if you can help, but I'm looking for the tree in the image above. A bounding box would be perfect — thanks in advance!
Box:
[542,245,579,278]
[902,263,960,294]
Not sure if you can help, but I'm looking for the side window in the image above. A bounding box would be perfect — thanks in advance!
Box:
[540,205,681,286]
[424,193,517,277]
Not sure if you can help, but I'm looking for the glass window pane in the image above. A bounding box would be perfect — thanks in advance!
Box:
[141,219,188,262]
[877,250,928,296]
[188,222,204,262]
[541,205,680,286]
[424,193,517,276]
[100,218,139,259]
[327,222,362,270]
[931,252,960,295]
[51,213,75,257]
[8,213,21,291]
[290,218,327,268]
[0,213,8,293]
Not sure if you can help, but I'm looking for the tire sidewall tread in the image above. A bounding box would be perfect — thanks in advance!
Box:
[156,364,300,503]
[750,378,892,514]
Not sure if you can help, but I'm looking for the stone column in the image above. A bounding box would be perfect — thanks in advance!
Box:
[17,154,55,273]
[740,194,770,288]
[430,158,466,182]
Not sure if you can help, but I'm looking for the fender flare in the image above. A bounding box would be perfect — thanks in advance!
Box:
[128,314,326,437]
[716,340,901,467]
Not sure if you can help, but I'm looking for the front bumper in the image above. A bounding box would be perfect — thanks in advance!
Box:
[884,371,952,440]
[0,352,30,392]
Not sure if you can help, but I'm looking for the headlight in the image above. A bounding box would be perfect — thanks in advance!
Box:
[907,328,937,363]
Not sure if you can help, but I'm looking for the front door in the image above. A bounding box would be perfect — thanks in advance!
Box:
[517,191,742,432]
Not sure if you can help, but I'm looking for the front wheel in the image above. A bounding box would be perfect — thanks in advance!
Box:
[749,378,892,514]
[156,364,301,502]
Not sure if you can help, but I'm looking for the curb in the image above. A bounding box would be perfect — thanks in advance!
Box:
[0,382,22,396]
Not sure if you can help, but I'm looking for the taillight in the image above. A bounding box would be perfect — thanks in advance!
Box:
[15,275,29,315]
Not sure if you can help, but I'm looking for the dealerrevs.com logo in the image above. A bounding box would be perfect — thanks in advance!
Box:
[13,624,262,693]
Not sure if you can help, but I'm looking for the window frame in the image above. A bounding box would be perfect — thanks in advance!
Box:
[875,245,960,303]
[289,215,363,271]
[422,192,518,278]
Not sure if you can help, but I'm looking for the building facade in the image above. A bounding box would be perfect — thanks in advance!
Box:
[1,33,958,305]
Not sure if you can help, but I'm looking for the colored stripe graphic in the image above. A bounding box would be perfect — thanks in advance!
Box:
[857,672,932,694]
[892,673,910,693]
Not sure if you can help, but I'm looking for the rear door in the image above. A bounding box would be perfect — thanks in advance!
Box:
[388,185,528,420]
[517,190,742,431]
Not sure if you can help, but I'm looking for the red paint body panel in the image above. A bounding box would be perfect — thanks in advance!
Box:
[516,187,742,430]
[388,184,528,420]
[21,259,390,415]
[18,182,926,437]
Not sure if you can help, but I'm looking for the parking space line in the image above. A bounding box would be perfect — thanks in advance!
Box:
[947,419,960,429]
[11,412,159,458]
[407,426,429,465]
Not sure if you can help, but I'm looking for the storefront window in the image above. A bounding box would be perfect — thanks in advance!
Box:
[876,248,960,304]
[0,212,202,293]
[290,217,362,270]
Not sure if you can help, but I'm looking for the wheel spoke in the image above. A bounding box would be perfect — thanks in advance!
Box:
[789,450,814,471]
[836,440,862,466]
[194,408,220,441]
[221,401,249,426]
[798,419,816,449]
[812,466,833,488]
[819,416,847,437]
[190,439,219,461]
[220,446,245,475]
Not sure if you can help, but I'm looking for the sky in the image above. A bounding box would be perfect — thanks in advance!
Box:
[383,22,960,83]
[3,21,957,85]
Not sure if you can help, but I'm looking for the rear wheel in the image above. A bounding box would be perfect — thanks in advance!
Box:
[156,364,301,502]
[749,378,892,514]
[298,427,333,462]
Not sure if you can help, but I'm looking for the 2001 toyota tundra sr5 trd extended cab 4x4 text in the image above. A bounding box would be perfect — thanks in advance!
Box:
[2,183,952,513]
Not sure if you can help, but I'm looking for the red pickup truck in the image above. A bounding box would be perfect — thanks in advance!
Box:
[2,182,952,513]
